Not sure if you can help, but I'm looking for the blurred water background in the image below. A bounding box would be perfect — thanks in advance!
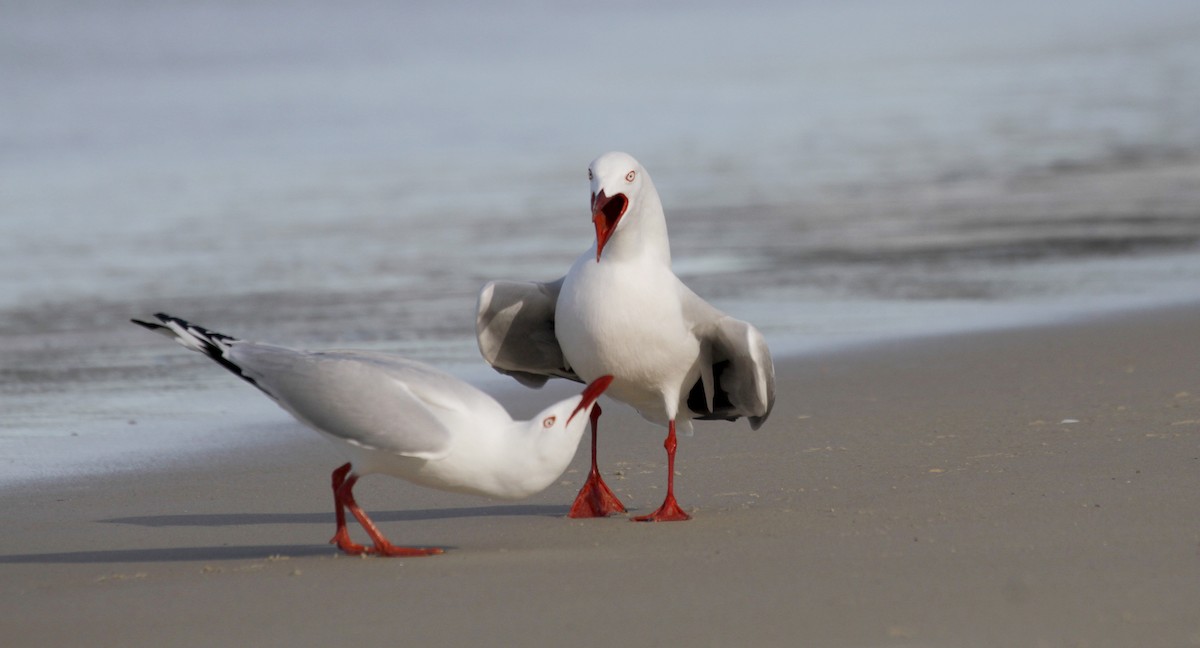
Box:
[2,0,1199,483]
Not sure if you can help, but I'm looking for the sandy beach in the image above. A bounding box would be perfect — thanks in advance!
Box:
[3,301,1198,647]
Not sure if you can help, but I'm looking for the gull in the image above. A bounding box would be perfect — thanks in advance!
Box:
[476,152,774,521]
[133,313,613,556]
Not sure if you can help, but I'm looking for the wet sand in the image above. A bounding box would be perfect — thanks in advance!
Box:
[3,302,1199,647]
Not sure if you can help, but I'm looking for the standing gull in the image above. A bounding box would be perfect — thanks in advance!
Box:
[476,152,774,521]
[133,313,612,555]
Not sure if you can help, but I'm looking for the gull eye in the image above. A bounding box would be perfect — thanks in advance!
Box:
[588,169,593,181]
[625,170,636,182]
[542,416,556,428]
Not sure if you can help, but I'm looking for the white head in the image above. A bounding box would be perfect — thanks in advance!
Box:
[504,375,613,497]
[587,152,668,263]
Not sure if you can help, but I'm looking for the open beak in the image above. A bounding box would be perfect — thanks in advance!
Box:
[567,375,614,425]
[591,190,628,262]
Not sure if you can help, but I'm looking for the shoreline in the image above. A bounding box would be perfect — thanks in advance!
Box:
[4,299,1199,646]
[5,289,1199,490]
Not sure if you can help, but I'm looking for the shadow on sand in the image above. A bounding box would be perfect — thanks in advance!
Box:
[0,505,568,564]
[0,544,348,564]
[98,503,569,527]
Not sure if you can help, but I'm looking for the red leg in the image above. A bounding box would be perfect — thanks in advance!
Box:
[328,463,369,554]
[331,467,443,557]
[632,419,691,522]
[568,404,626,518]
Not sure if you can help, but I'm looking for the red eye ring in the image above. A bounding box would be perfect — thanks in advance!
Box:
[542,416,556,428]
[625,171,636,182]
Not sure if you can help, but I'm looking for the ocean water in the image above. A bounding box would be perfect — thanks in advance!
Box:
[2,0,1200,485]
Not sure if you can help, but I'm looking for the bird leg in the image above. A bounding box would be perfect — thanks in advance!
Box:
[328,463,370,554]
[568,404,627,518]
[329,464,443,557]
[632,419,692,522]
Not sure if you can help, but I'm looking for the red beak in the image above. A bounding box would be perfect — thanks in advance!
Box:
[567,375,614,425]
[591,190,628,262]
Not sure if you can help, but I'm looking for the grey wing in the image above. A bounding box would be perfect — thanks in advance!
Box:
[229,344,456,459]
[683,299,776,429]
[475,277,581,387]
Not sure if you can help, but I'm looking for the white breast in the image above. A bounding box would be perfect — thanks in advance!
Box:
[556,255,700,422]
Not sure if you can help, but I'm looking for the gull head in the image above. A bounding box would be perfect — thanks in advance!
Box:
[513,375,613,494]
[588,152,647,262]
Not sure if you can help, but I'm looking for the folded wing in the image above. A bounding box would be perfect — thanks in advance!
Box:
[229,345,466,459]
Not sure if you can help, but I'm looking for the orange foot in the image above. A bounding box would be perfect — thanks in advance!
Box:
[330,528,370,555]
[632,493,691,522]
[568,470,626,518]
[369,543,444,557]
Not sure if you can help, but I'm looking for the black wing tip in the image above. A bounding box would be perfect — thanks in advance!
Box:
[132,313,191,333]
[152,312,184,327]
[131,317,160,330]
[132,312,178,323]
[134,312,261,392]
